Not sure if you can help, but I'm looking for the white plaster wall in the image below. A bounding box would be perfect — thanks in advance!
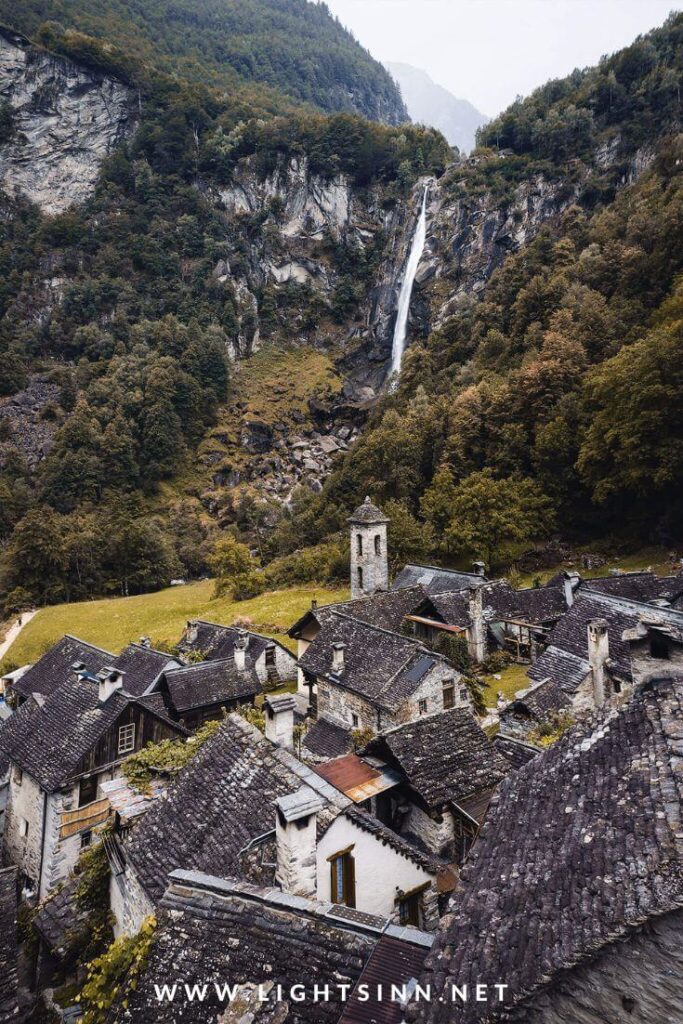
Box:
[317,815,433,920]
[297,638,313,696]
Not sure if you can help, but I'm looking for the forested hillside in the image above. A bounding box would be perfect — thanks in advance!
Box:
[0,8,681,617]
[1,0,407,124]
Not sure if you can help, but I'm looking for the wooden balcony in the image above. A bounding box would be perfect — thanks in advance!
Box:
[60,798,111,840]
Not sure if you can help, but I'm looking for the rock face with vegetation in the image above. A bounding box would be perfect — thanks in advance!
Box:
[0,2,681,613]
[0,27,134,212]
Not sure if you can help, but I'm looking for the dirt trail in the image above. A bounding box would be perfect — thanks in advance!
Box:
[0,610,37,664]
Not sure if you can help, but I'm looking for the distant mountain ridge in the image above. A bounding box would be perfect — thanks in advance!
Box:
[387,61,488,152]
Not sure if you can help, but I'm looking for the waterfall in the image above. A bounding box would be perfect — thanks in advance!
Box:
[389,184,429,381]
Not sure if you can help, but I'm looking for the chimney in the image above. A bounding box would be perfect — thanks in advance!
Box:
[264,694,296,749]
[97,666,125,703]
[563,570,581,608]
[472,560,486,577]
[467,587,487,664]
[185,620,199,645]
[587,619,609,706]
[234,630,249,672]
[139,636,151,649]
[331,642,346,673]
[275,787,325,898]
[311,598,318,611]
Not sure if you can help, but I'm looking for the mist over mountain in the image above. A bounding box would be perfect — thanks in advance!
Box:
[386,61,488,152]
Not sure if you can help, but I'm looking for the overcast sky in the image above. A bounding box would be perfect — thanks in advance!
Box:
[322,0,678,116]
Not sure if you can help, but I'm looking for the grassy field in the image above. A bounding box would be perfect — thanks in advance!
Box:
[0,581,349,671]
[480,662,531,708]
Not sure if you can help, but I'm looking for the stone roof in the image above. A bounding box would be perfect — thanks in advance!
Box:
[0,675,184,793]
[124,714,349,904]
[409,677,683,1023]
[12,633,113,700]
[422,581,567,630]
[109,643,180,697]
[179,621,294,670]
[344,805,441,874]
[529,591,683,693]
[503,678,572,721]
[0,868,17,1024]
[162,659,261,713]
[33,875,87,959]
[333,586,427,632]
[365,710,510,812]
[106,871,433,1024]
[491,734,541,770]
[584,570,683,604]
[302,718,353,761]
[392,563,487,596]
[298,612,447,713]
[348,496,390,525]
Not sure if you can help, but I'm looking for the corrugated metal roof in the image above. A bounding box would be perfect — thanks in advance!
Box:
[339,934,430,1024]
[315,754,402,802]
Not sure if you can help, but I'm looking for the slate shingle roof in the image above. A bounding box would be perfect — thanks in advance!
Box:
[0,676,183,792]
[584,570,683,604]
[107,872,432,1024]
[12,634,113,700]
[345,805,441,873]
[366,710,510,812]
[110,644,180,697]
[418,582,566,631]
[392,563,487,596]
[410,677,683,1023]
[33,875,87,959]
[302,718,353,760]
[298,612,446,713]
[348,497,390,524]
[124,714,348,903]
[491,734,541,770]
[529,591,683,693]
[0,867,17,1024]
[162,659,260,713]
[333,586,427,632]
[503,678,572,720]
[179,622,294,672]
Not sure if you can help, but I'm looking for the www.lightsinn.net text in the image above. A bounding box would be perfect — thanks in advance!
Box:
[154,982,509,1005]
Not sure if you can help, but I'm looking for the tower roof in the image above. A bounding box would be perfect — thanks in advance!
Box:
[347,496,390,525]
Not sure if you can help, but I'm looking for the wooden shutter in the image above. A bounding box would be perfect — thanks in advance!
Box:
[344,852,356,909]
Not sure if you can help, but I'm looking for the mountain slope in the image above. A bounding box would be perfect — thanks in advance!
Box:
[0,0,408,124]
[386,61,487,152]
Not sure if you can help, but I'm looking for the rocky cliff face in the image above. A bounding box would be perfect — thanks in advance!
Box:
[0,28,134,213]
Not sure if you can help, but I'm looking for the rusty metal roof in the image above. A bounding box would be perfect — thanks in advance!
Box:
[314,753,402,803]
[339,934,430,1024]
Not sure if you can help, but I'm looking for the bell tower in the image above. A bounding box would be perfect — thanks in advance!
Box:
[348,497,390,598]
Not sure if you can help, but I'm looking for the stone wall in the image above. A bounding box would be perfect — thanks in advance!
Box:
[3,770,44,890]
[111,863,155,939]
[254,643,298,686]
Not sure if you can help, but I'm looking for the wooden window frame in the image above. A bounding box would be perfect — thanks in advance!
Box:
[442,680,455,709]
[329,848,356,908]
[418,698,428,715]
[78,774,99,809]
[117,722,136,756]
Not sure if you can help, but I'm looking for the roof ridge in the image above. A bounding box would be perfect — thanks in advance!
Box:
[574,589,683,619]
[63,634,115,657]
[402,562,483,577]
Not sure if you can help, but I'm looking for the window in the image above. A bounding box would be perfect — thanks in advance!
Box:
[351,713,359,728]
[357,566,363,589]
[19,818,28,838]
[613,680,622,694]
[442,681,455,710]
[374,534,381,555]
[356,533,363,555]
[117,723,136,755]
[79,775,98,808]
[399,892,422,927]
[13,766,22,787]
[80,831,92,849]
[330,850,356,908]
[460,688,469,702]
[418,699,428,715]
[265,646,276,667]
[650,634,670,660]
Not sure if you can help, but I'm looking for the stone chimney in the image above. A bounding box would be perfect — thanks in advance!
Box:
[563,570,581,608]
[234,630,249,672]
[139,636,151,648]
[311,598,318,611]
[185,620,199,645]
[467,587,487,664]
[587,618,609,706]
[97,666,125,703]
[331,642,346,674]
[275,787,325,898]
[264,694,296,749]
[472,560,486,577]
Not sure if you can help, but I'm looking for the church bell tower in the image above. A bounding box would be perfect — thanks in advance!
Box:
[348,497,390,599]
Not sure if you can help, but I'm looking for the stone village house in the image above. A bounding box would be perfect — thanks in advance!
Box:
[0,665,184,899]
[106,711,451,939]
